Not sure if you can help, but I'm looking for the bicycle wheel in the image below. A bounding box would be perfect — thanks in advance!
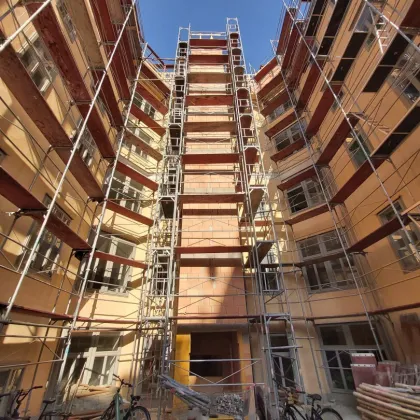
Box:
[281,407,298,420]
[124,406,151,420]
[318,407,343,420]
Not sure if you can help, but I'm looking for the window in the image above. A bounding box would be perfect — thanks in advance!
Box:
[127,118,153,160]
[319,323,386,392]
[75,120,96,168]
[345,130,371,168]
[379,201,420,271]
[0,148,7,164]
[267,100,293,123]
[20,37,56,93]
[298,231,359,292]
[85,232,135,293]
[0,368,24,416]
[133,94,156,119]
[270,334,295,388]
[57,0,76,42]
[20,196,71,277]
[392,45,420,103]
[58,334,120,399]
[108,171,144,214]
[286,179,324,214]
[331,90,344,112]
[272,122,303,153]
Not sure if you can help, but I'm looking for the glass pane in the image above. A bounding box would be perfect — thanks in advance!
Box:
[270,335,288,348]
[103,356,116,385]
[343,369,355,390]
[319,326,347,345]
[0,372,9,391]
[300,237,321,258]
[287,186,308,213]
[339,351,352,368]
[90,357,105,386]
[329,369,345,389]
[349,324,378,346]
[325,351,339,368]
[97,335,119,351]
[324,232,341,252]
[306,265,319,291]
[282,357,295,388]
[316,263,330,288]
[70,336,92,353]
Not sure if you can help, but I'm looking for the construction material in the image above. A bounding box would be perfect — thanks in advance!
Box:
[159,375,250,419]
[354,383,420,419]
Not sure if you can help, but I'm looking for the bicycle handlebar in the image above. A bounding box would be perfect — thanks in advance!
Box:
[112,375,132,387]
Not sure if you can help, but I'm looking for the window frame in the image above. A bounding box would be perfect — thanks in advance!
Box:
[19,36,56,94]
[318,323,386,393]
[52,333,121,401]
[286,178,324,214]
[298,231,359,293]
[344,128,371,169]
[378,200,420,271]
[269,334,297,389]
[56,0,77,43]
[86,232,136,293]
[272,121,304,153]
[20,196,71,278]
[108,171,144,214]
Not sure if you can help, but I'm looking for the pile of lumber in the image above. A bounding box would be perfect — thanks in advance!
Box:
[354,383,420,419]
[64,384,119,415]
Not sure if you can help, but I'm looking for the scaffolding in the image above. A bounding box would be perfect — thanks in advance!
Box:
[0,0,420,419]
[254,0,420,400]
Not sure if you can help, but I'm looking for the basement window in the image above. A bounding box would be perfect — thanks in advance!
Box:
[57,0,76,43]
[379,201,420,271]
[19,196,71,278]
[298,231,359,292]
[20,37,56,93]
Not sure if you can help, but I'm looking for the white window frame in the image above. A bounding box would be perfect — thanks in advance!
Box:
[57,0,76,43]
[379,200,420,271]
[272,122,304,153]
[0,367,24,416]
[298,231,359,292]
[318,323,386,392]
[19,36,56,93]
[345,129,371,168]
[108,171,144,214]
[56,333,120,400]
[20,196,71,278]
[286,178,324,214]
[87,232,135,293]
[269,334,296,389]
[75,119,96,168]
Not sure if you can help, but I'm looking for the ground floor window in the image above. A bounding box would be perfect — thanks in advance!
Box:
[318,323,386,392]
[0,367,24,416]
[58,334,120,400]
[270,334,296,388]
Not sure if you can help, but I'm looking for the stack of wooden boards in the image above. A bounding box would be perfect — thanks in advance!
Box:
[354,383,420,419]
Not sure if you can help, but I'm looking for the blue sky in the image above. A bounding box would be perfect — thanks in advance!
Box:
[138,0,282,71]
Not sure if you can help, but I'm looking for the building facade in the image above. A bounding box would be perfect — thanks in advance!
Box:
[0,0,419,419]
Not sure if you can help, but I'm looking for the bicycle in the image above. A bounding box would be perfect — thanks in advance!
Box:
[277,387,343,420]
[0,385,43,420]
[99,375,150,420]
